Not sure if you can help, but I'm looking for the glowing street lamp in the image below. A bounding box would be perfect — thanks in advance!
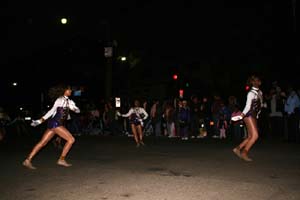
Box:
[61,18,68,24]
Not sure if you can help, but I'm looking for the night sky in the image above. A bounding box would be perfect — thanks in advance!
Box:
[0,1,298,110]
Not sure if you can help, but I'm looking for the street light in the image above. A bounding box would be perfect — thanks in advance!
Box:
[60,18,68,24]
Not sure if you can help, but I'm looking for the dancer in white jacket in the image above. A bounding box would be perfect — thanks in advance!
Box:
[232,75,263,161]
[23,84,80,169]
[118,99,148,147]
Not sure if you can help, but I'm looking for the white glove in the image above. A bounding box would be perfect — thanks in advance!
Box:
[31,119,42,127]
[116,111,121,116]
[139,119,144,126]
[231,115,243,121]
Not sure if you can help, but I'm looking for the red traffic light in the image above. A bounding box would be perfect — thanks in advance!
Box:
[173,74,178,80]
[179,89,184,98]
[245,85,250,91]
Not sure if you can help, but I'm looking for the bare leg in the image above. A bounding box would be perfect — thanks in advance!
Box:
[137,125,144,145]
[233,117,252,159]
[131,124,140,147]
[54,126,75,167]
[23,129,56,169]
[240,118,258,161]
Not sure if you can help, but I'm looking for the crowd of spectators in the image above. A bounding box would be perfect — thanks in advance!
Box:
[1,81,299,144]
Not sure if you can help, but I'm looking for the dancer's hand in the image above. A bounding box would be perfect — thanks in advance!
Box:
[231,115,243,121]
[139,119,144,126]
[116,111,121,116]
[31,119,42,127]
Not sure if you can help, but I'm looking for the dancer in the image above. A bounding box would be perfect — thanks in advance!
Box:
[117,99,148,147]
[232,75,263,161]
[22,84,80,169]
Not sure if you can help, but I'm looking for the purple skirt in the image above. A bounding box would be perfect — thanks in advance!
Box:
[47,107,68,128]
[47,119,65,129]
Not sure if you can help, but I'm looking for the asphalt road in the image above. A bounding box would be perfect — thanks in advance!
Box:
[0,135,299,200]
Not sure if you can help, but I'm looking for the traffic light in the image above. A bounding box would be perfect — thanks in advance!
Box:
[172,74,178,80]
[245,85,250,91]
[179,89,184,98]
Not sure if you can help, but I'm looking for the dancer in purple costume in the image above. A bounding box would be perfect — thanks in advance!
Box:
[117,99,148,147]
[23,84,80,169]
[232,75,263,161]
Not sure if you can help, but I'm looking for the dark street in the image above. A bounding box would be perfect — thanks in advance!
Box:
[0,135,299,200]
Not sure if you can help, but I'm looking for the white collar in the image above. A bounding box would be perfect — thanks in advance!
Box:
[252,87,259,91]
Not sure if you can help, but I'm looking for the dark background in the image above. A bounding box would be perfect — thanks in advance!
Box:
[0,1,298,113]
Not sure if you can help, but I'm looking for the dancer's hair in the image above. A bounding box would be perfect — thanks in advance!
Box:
[48,84,71,101]
[246,75,260,87]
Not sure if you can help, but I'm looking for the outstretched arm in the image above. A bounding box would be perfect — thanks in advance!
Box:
[69,100,80,113]
[31,98,60,127]
[120,108,133,118]
[42,98,61,121]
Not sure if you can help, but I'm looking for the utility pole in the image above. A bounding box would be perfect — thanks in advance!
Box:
[292,0,296,32]
[104,45,113,100]
[103,20,113,100]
